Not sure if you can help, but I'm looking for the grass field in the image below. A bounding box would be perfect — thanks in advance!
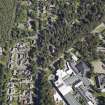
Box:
[91,60,105,74]
[0,0,16,43]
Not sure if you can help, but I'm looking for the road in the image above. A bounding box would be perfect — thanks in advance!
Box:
[34,71,42,105]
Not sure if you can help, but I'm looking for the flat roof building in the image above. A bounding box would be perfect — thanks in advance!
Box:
[53,62,81,105]
[51,60,96,105]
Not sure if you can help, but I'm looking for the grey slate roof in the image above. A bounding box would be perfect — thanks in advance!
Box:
[69,61,79,74]
[96,74,105,89]
[64,75,79,86]
[76,61,90,76]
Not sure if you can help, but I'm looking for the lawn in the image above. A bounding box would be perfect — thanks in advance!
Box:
[94,92,105,97]
[0,0,16,43]
[91,60,105,74]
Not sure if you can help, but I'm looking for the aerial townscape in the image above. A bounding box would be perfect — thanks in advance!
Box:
[1,0,105,105]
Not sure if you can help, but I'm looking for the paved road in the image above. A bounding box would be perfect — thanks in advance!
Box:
[34,71,42,105]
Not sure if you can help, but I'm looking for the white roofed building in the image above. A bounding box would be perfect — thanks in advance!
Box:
[54,69,73,102]
[53,62,80,105]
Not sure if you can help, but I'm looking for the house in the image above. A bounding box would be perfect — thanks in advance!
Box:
[49,3,56,14]
[97,47,105,53]
[96,74,105,92]
[0,47,2,56]
[28,0,32,6]
[27,18,33,30]
[7,95,13,103]
[71,53,78,61]
[20,91,33,105]
[91,23,105,34]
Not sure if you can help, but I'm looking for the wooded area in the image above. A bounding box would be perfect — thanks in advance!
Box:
[34,0,105,68]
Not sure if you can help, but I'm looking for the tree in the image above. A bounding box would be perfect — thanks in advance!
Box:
[97,96,105,105]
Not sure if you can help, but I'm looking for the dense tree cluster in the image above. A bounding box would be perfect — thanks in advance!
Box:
[40,72,54,105]
[97,96,105,105]
[0,64,7,104]
[74,34,100,61]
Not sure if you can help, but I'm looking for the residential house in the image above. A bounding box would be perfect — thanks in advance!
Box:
[96,74,105,92]
[91,23,105,34]
[0,47,2,56]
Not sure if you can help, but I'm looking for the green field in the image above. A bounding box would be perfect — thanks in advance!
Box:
[0,0,16,43]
